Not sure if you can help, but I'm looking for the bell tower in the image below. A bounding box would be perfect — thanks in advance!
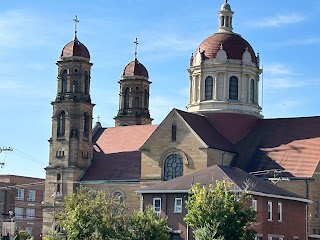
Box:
[43,16,94,234]
[114,38,152,126]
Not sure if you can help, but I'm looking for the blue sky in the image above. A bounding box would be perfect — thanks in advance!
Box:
[0,0,319,178]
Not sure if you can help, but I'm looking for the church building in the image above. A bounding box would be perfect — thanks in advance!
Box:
[43,1,320,238]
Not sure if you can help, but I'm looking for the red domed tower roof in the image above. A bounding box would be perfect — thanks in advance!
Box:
[197,33,257,63]
[122,59,149,78]
[60,37,90,59]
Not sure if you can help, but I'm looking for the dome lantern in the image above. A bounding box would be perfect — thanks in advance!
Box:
[218,0,234,33]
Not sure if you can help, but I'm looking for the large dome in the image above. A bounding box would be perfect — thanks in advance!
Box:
[122,59,149,78]
[60,38,90,59]
[197,33,257,63]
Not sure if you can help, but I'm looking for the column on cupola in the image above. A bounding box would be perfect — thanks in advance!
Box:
[213,74,218,100]
[223,72,228,100]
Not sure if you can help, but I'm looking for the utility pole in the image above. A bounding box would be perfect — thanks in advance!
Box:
[0,147,13,168]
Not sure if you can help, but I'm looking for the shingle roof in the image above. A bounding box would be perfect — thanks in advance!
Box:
[176,109,237,153]
[81,124,158,181]
[234,116,320,177]
[137,165,308,202]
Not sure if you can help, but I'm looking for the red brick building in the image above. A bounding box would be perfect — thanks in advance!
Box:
[137,165,310,240]
[0,175,44,240]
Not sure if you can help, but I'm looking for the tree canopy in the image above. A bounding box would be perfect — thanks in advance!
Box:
[184,180,256,240]
[52,187,169,240]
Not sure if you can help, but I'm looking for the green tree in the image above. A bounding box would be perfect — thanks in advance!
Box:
[184,180,256,240]
[127,206,169,240]
[55,187,128,240]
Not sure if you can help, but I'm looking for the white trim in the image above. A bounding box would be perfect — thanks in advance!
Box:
[136,189,189,194]
[248,190,311,203]
[252,199,257,212]
[153,197,161,216]
[136,189,310,203]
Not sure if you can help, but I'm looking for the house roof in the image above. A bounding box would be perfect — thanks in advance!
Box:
[137,165,309,203]
[234,116,320,178]
[81,124,158,181]
[176,109,237,153]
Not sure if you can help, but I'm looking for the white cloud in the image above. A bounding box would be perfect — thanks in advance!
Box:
[280,36,320,46]
[264,63,293,76]
[264,77,305,89]
[250,13,305,28]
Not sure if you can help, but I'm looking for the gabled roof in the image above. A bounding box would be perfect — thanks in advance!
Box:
[137,165,309,203]
[176,109,237,153]
[81,124,158,181]
[234,116,320,178]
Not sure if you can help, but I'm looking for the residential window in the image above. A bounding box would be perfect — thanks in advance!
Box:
[15,189,24,200]
[278,202,282,222]
[250,79,255,103]
[316,201,319,218]
[164,154,183,181]
[26,208,35,220]
[204,76,213,100]
[229,76,238,100]
[268,201,273,221]
[255,236,263,240]
[171,123,177,142]
[174,198,182,213]
[153,198,161,216]
[27,190,36,202]
[252,199,257,212]
[15,207,23,220]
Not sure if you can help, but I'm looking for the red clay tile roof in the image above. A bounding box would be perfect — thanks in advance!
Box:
[81,124,158,181]
[234,116,320,178]
[60,38,90,59]
[123,59,149,78]
[137,165,307,202]
[94,124,158,154]
[176,109,237,153]
[197,33,257,63]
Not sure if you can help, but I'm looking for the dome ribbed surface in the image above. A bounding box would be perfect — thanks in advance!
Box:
[60,38,90,59]
[197,33,257,63]
[123,59,149,78]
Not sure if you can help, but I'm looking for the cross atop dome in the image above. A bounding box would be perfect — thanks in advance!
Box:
[73,15,79,40]
[134,37,139,60]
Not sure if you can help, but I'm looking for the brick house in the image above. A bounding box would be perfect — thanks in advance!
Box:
[137,165,310,240]
[0,175,44,240]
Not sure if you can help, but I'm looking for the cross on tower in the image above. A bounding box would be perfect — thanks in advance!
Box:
[73,15,79,39]
[134,37,139,59]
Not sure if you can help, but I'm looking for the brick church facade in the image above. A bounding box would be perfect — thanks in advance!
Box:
[43,1,320,238]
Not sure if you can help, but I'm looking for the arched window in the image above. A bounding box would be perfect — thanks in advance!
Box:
[164,154,183,181]
[57,111,65,136]
[62,70,67,93]
[205,76,213,100]
[113,191,125,203]
[250,79,255,103]
[124,87,130,109]
[84,72,89,94]
[172,123,177,141]
[83,113,89,135]
[72,81,78,93]
[229,76,238,100]
[144,89,149,109]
